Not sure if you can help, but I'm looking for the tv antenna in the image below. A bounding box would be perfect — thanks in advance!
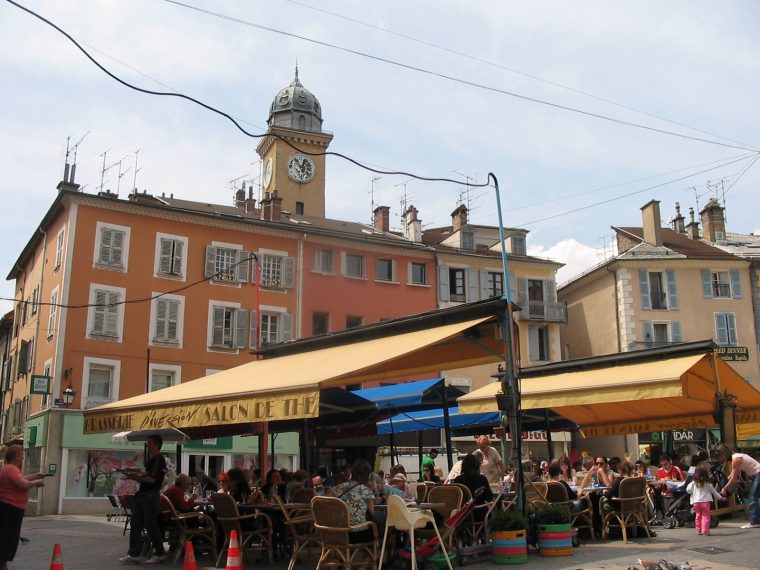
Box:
[369,176,381,222]
[132,149,142,192]
[62,131,90,184]
[452,170,478,211]
[394,178,414,217]
[98,150,127,195]
[116,158,132,196]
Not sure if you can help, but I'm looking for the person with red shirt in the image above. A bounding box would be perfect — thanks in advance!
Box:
[164,474,197,513]
[657,453,684,502]
[0,444,45,570]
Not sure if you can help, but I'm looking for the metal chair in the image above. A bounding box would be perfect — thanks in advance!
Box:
[276,496,320,570]
[449,483,489,548]
[106,494,123,522]
[118,494,135,536]
[311,496,378,569]
[212,492,273,567]
[601,477,653,544]
[159,494,217,564]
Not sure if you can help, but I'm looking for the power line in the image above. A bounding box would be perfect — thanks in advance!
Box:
[159,0,757,153]
[283,0,756,151]
[722,155,760,197]
[4,0,490,188]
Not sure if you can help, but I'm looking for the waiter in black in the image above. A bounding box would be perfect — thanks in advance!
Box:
[119,434,168,564]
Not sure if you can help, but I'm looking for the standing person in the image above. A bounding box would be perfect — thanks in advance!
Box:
[473,435,506,484]
[119,435,167,564]
[0,445,45,570]
[687,466,721,536]
[716,444,760,529]
[421,449,438,474]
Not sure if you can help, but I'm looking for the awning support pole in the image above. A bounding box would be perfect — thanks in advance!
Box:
[417,431,424,479]
[303,419,311,476]
[544,409,553,461]
[260,422,269,475]
[441,383,454,471]
[176,443,182,474]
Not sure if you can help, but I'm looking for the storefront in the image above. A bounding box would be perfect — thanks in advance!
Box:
[638,429,708,466]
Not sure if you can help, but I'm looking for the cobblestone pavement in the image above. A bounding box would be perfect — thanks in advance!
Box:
[10,515,760,569]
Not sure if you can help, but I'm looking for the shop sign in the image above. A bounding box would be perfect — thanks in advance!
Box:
[30,374,51,395]
[716,346,749,361]
[639,429,706,443]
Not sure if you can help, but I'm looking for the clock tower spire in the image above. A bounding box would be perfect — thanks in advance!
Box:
[256,68,333,218]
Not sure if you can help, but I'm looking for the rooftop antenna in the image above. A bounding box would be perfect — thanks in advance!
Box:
[116,158,132,196]
[131,149,142,192]
[63,131,90,184]
[97,150,123,195]
[369,176,381,222]
[394,178,414,216]
[452,170,478,211]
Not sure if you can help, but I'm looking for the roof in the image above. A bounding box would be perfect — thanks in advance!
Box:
[714,231,760,259]
[615,226,737,260]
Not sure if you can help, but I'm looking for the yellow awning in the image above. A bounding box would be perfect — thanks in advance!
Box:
[84,316,498,434]
[738,423,760,440]
[458,353,760,437]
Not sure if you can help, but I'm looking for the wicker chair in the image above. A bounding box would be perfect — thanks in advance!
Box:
[118,494,135,536]
[159,494,217,564]
[524,480,549,512]
[276,496,320,570]
[545,481,595,540]
[414,485,463,550]
[415,483,430,503]
[311,496,378,569]
[290,487,316,505]
[212,492,273,567]
[601,477,652,544]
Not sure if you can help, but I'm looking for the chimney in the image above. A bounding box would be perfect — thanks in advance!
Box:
[451,204,469,233]
[56,180,80,193]
[245,198,256,213]
[700,197,726,242]
[671,202,685,233]
[403,205,422,243]
[640,199,663,247]
[269,190,282,221]
[373,205,390,232]
[685,207,700,239]
[260,192,271,221]
[235,186,246,209]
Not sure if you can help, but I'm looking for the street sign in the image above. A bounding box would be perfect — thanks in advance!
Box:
[716,346,749,361]
[30,374,51,395]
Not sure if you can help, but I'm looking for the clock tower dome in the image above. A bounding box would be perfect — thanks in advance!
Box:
[256,68,333,219]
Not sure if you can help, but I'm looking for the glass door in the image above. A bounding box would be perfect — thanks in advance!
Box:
[185,453,226,479]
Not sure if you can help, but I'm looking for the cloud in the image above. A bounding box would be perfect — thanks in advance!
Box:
[528,238,612,286]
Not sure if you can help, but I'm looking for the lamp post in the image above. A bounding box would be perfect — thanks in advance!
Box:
[63,384,76,407]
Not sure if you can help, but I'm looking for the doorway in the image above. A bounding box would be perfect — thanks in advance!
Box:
[185,453,226,479]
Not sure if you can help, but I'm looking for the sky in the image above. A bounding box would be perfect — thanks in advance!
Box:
[1,0,759,313]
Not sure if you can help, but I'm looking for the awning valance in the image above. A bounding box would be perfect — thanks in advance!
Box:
[377,407,500,435]
[458,353,760,437]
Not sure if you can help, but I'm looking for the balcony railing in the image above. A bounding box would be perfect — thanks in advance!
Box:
[650,291,668,310]
[713,283,731,298]
[517,299,568,323]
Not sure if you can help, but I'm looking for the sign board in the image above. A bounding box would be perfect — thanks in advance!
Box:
[48,463,57,475]
[202,438,218,446]
[30,374,51,395]
[716,346,749,361]
[639,429,706,443]
[54,398,65,407]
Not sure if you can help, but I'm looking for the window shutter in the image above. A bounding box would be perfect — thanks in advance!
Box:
[528,327,539,362]
[715,314,729,346]
[665,270,678,310]
[507,272,517,301]
[546,277,558,303]
[105,291,120,336]
[638,270,651,310]
[99,227,112,263]
[158,238,173,274]
[340,252,347,276]
[237,251,250,283]
[251,255,259,284]
[729,269,743,298]
[726,313,737,345]
[111,231,124,266]
[167,300,179,341]
[204,246,217,278]
[700,269,713,298]
[249,309,258,349]
[92,290,107,334]
[283,257,296,289]
[212,306,225,346]
[282,313,293,342]
[479,270,489,300]
[391,259,397,282]
[642,320,654,343]
[466,269,479,302]
[155,299,167,339]
[235,309,247,349]
[438,266,450,302]
[17,341,28,376]
[172,240,184,275]
[518,278,529,306]
[314,250,322,272]
[670,321,682,343]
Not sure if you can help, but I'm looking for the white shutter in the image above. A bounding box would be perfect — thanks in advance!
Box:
[167,299,179,341]
[92,290,107,334]
[438,266,450,302]
[507,272,517,301]
[235,309,247,349]
[282,313,293,342]
[700,269,713,298]
[726,313,737,345]
[479,270,489,300]
[111,231,124,266]
[729,269,743,298]
[715,314,729,346]
[99,228,112,263]
[172,240,184,275]
[283,257,296,289]
[158,238,173,274]
[466,269,478,302]
[105,291,120,336]
[48,292,58,337]
[340,252,347,276]
[670,321,682,343]
[249,309,258,349]
[212,306,225,346]
[205,246,217,278]
[528,327,540,362]
[518,278,529,306]
[237,251,250,283]
[155,299,168,340]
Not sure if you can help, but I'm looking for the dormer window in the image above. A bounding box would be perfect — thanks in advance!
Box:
[508,235,526,256]
[461,229,475,251]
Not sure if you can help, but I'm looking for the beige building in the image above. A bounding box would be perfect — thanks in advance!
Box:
[559,199,760,387]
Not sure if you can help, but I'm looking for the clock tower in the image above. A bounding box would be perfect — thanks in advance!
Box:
[256,68,333,219]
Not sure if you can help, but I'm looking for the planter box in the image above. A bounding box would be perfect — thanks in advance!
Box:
[491,529,528,565]
[537,523,574,556]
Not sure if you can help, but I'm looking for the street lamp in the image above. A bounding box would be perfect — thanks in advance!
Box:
[63,384,76,407]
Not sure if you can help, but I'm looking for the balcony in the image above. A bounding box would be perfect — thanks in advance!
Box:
[650,291,668,310]
[713,283,731,298]
[517,299,568,323]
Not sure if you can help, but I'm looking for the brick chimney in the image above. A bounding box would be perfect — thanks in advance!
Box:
[403,205,422,242]
[700,197,726,242]
[235,186,246,209]
[640,199,663,247]
[451,204,469,233]
[260,192,271,221]
[671,202,685,233]
[685,207,700,239]
[373,205,390,232]
[270,190,282,221]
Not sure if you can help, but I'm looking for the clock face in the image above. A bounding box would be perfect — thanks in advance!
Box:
[263,158,273,189]
[287,154,315,183]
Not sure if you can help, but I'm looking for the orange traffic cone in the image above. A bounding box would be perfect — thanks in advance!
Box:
[225,530,242,569]
[50,543,64,570]
[183,541,198,570]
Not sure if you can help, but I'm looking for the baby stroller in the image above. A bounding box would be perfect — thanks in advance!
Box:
[660,478,719,530]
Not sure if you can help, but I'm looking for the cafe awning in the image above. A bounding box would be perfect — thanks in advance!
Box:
[377,407,500,435]
[352,378,464,411]
[83,309,503,435]
[458,351,760,438]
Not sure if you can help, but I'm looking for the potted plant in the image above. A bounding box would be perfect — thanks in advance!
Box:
[536,504,573,556]
[488,509,529,565]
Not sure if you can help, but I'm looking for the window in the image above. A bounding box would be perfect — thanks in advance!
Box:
[205,244,249,283]
[648,272,666,309]
[88,286,124,339]
[259,254,295,289]
[343,254,365,278]
[261,313,280,346]
[156,235,186,278]
[215,248,238,282]
[652,323,669,344]
[525,279,545,318]
[639,269,678,310]
[83,357,121,408]
[461,230,475,251]
[153,297,181,344]
[295,201,305,215]
[346,383,362,391]
[509,235,526,256]
[642,320,682,346]
[486,272,503,298]
[17,339,30,377]
[312,312,330,335]
[55,228,65,270]
[711,271,731,298]
[449,268,466,302]
[715,313,738,346]
[528,325,550,362]
[376,259,395,282]
[149,364,180,392]
[210,305,247,349]
[409,262,427,285]
[314,249,333,273]
[30,285,39,315]
[47,288,58,339]
[94,223,130,269]
[701,268,743,299]
[346,315,363,329]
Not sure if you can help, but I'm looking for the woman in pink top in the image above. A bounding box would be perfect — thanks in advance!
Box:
[715,444,760,529]
[0,445,45,569]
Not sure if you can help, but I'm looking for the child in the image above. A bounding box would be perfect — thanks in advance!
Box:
[686,466,721,536]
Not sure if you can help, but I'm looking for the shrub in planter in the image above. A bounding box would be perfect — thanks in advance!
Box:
[536,504,573,557]
[489,509,529,565]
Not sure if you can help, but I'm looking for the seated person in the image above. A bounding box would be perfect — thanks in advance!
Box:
[559,457,577,484]
[657,453,684,504]
[580,456,615,489]
[164,473,197,513]
[605,461,635,508]
[227,468,252,504]
[334,459,376,542]
[421,464,441,484]
[453,454,494,505]
[260,469,286,502]
[386,473,413,499]
[547,463,586,513]
[216,471,230,494]
[197,472,218,494]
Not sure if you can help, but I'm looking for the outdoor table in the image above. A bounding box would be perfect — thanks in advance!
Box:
[374,502,446,511]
